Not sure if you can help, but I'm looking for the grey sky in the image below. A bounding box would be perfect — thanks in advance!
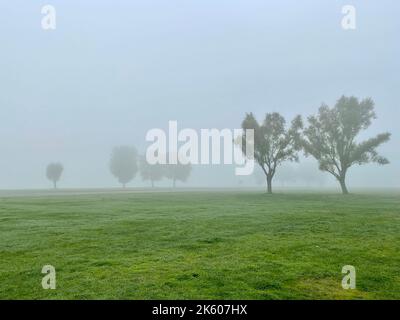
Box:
[0,1,398,189]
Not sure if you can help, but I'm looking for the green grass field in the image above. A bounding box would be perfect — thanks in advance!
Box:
[1,190,399,299]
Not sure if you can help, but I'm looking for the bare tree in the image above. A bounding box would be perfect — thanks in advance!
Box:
[46,162,63,189]
[301,96,391,194]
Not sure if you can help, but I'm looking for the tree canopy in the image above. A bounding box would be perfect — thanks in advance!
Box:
[139,156,164,188]
[110,146,138,188]
[241,112,302,193]
[301,96,391,194]
[164,154,192,188]
[46,162,63,189]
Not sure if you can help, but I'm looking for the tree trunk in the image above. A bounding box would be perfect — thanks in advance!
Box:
[173,179,176,188]
[339,176,349,195]
[122,183,126,189]
[53,181,57,189]
[266,175,272,194]
[151,180,154,188]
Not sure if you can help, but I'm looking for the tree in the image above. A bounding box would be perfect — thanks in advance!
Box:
[164,157,192,188]
[301,96,391,194]
[241,112,302,193]
[139,156,164,188]
[46,162,63,189]
[110,146,138,188]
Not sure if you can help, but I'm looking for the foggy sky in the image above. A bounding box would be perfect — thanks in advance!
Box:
[0,0,399,189]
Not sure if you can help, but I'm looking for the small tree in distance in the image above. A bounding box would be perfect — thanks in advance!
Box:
[46,162,63,189]
[241,112,302,194]
[164,156,192,188]
[139,156,164,188]
[110,146,138,188]
[301,96,391,194]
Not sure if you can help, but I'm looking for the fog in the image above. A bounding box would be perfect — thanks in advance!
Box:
[0,0,399,189]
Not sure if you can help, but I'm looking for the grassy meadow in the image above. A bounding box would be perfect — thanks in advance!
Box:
[0,190,399,299]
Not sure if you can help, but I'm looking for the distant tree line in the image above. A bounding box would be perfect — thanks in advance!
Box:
[110,148,192,188]
[45,150,192,189]
[241,95,391,194]
[45,95,390,195]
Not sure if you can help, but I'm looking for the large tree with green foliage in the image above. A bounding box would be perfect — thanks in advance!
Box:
[241,112,302,193]
[301,96,391,194]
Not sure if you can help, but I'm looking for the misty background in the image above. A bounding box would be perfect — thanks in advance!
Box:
[0,0,398,189]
